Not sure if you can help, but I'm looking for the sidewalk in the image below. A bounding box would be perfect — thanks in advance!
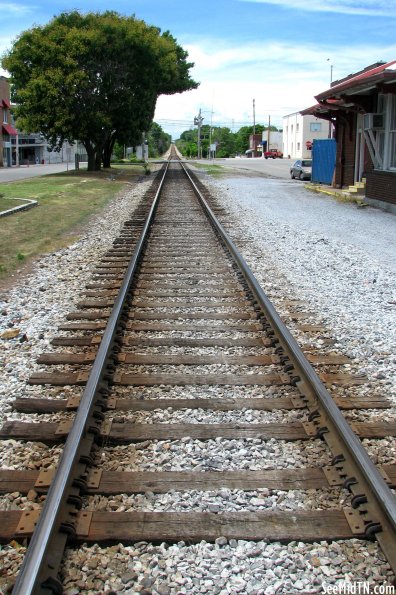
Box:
[305,181,396,214]
[0,163,75,183]
[305,182,368,203]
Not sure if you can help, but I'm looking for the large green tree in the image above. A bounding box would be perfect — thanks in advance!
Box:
[211,127,235,157]
[234,125,265,155]
[2,11,198,170]
[176,129,198,158]
[147,122,171,158]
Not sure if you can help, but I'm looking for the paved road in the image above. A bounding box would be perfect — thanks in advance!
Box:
[206,156,294,179]
[0,157,294,183]
[0,163,75,183]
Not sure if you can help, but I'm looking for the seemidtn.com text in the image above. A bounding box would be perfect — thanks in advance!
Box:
[322,583,395,595]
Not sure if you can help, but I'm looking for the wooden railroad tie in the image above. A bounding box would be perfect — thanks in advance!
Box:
[1,420,396,444]
[1,465,395,496]
[0,509,369,545]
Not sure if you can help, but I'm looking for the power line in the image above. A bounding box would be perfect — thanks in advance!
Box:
[156,118,283,129]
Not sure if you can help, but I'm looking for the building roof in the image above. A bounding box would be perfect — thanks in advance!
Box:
[315,60,396,101]
[2,123,18,135]
[300,60,396,120]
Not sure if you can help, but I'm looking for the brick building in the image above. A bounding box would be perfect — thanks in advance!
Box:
[246,134,263,158]
[1,76,77,167]
[301,61,396,209]
[0,75,18,167]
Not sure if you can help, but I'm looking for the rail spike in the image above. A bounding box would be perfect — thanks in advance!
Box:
[7,154,396,593]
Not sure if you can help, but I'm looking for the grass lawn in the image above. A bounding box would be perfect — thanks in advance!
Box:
[191,163,225,176]
[0,166,146,282]
[0,197,30,211]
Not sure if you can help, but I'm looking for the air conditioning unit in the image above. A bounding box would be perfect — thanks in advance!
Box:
[363,113,384,130]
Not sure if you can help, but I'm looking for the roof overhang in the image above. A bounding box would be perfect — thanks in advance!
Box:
[315,60,396,103]
[301,60,396,123]
[2,123,18,135]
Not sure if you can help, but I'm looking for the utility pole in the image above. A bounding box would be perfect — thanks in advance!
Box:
[194,109,204,159]
[253,99,256,135]
[268,114,271,151]
[327,59,334,139]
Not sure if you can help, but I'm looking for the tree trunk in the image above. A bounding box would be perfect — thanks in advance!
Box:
[95,153,102,170]
[102,150,111,169]
[102,135,116,169]
[87,151,97,172]
[84,141,97,172]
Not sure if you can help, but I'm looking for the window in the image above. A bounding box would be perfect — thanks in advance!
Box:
[296,123,300,133]
[297,142,300,151]
[3,109,8,124]
[310,122,322,132]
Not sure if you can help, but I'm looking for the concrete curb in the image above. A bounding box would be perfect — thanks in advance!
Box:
[0,198,38,218]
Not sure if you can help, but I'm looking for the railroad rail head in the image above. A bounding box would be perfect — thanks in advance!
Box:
[4,151,396,593]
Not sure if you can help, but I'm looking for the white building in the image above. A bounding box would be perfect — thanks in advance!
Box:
[282,112,329,159]
[261,130,283,153]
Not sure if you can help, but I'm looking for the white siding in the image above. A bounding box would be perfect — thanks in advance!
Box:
[282,112,329,159]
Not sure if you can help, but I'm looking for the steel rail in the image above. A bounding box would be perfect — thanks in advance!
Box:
[180,160,396,574]
[12,161,170,595]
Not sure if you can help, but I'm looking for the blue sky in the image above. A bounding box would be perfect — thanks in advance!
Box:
[1,0,396,138]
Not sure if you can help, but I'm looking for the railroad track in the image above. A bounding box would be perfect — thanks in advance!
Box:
[1,154,396,593]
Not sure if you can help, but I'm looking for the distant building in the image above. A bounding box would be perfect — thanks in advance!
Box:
[135,141,149,161]
[282,112,330,159]
[1,75,77,167]
[246,134,263,158]
[262,130,283,153]
[302,60,396,210]
[1,75,17,167]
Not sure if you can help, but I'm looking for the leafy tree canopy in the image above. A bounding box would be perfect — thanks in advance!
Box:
[176,123,280,158]
[2,11,198,170]
[112,121,171,161]
[147,122,172,158]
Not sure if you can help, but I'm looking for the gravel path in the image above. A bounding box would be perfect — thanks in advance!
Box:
[0,167,395,594]
[203,174,396,406]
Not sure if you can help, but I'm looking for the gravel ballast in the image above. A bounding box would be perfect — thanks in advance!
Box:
[203,174,396,402]
[0,167,395,593]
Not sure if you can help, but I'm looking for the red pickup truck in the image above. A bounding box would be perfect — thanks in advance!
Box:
[264,149,283,159]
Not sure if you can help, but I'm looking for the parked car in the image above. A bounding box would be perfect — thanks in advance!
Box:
[264,148,283,159]
[290,159,312,180]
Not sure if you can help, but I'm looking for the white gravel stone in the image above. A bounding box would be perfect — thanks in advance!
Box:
[201,172,396,408]
[0,167,395,592]
[0,178,154,427]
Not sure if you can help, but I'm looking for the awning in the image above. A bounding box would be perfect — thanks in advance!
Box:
[2,123,18,135]
[2,98,11,108]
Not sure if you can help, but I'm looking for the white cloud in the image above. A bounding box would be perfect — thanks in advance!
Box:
[0,34,19,76]
[183,39,396,86]
[155,39,396,138]
[238,0,396,16]
[0,2,34,15]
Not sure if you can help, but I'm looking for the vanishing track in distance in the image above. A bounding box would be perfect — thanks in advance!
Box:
[1,153,396,593]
